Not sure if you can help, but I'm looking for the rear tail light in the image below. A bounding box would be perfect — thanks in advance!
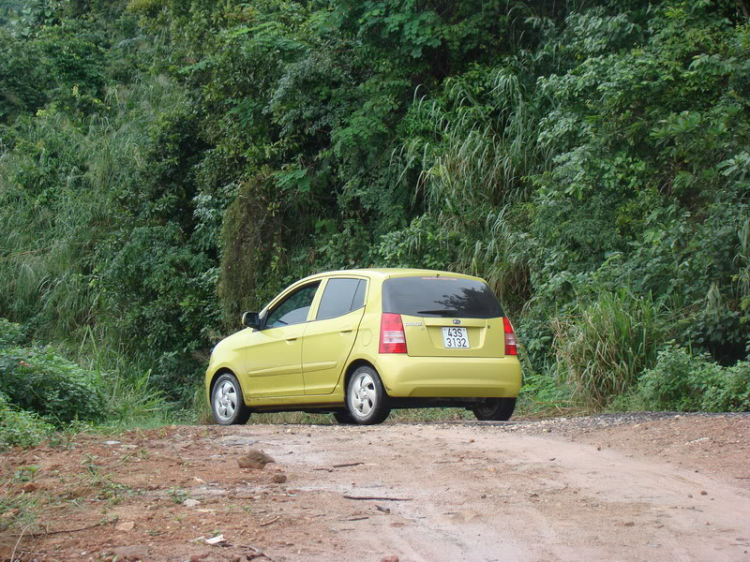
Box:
[379,313,407,354]
[503,317,517,355]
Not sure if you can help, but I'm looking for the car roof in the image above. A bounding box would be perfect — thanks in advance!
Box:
[298,268,484,283]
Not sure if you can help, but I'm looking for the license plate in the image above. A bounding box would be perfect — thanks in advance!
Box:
[442,327,470,349]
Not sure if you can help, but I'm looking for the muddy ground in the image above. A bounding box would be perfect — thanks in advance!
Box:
[1,413,749,562]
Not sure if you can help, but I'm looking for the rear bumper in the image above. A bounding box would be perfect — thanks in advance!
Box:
[375,355,522,398]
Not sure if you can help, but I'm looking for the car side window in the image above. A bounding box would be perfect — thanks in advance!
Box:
[316,278,367,321]
[265,282,320,328]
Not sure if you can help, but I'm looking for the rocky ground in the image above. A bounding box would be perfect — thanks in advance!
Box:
[1,413,749,562]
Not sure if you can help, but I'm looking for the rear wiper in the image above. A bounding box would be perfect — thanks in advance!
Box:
[416,309,460,316]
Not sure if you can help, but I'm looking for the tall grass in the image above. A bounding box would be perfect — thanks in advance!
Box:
[553,290,666,409]
[400,67,550,213]
[0,76,191,427]
[72,326,173,426]
[389,66,552,313]
[0,76,187,339]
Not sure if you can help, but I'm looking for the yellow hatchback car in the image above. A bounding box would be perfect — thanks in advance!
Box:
[206,269,521,425]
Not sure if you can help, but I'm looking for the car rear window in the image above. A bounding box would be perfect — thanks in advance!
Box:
[316,278,367,320]
[382,277,504,319]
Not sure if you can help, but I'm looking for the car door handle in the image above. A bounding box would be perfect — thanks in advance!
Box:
[285,337,298,343]
[340,328,354,334]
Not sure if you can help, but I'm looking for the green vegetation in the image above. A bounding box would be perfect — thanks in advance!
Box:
[0,393,53,448]
[554,290,666,409]
[0,317,171,445]
[0,0,749,439]
[631,344,750,412]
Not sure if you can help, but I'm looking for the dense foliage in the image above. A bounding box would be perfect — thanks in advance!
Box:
[0,316,170,444]
[0,319,81,446]
[631,344,750,411]
[0,392,52,449]
[1,0,748,414]
[0,343,108,424]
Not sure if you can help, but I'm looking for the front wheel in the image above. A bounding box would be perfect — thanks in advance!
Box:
[346,366,391,425]
[473,398,516,421]
[211,373,252,425]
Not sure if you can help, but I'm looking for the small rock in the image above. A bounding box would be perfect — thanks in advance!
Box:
[183,498,201,507]
[624,522,635,527]
[272,473,287,484]
[700,491,707,496]
[238,450,275,470]
[189,554,209,562]
[381,557,399,562]
[21,483,38,493]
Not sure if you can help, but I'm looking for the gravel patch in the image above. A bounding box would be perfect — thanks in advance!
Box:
[379,411,750,434]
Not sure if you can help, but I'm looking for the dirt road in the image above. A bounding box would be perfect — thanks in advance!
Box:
[2,413,749,561]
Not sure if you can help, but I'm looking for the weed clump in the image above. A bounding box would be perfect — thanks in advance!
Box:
[553,290,666,410]
[0,318,107,443]
[0,345,108,425]
[0,392,52,449]
[635,345,750,412]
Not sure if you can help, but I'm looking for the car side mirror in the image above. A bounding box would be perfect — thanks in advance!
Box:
[241,311,261,330]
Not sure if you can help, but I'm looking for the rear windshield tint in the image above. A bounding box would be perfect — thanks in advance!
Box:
[382,277,504,318]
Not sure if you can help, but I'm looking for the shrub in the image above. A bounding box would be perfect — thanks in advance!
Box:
[553,290,666,409]
[637,345,750,412]
[0,345,108,425]
[0,318,25,347]
[0,392,52,449]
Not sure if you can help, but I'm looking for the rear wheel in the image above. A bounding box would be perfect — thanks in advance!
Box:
[211,373,252,425]
[473,398,516,421]
[346,366,391,425]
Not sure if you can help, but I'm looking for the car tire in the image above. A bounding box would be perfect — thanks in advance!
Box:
[472,398,516,421]
[346,366,391,425]
[333,410,355,424]
[211,373,252,425]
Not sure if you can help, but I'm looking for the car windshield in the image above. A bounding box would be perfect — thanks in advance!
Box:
[382,276,504,318]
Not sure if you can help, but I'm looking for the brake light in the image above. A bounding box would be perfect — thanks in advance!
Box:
[503,317,517,355]
[379,313,407,354]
